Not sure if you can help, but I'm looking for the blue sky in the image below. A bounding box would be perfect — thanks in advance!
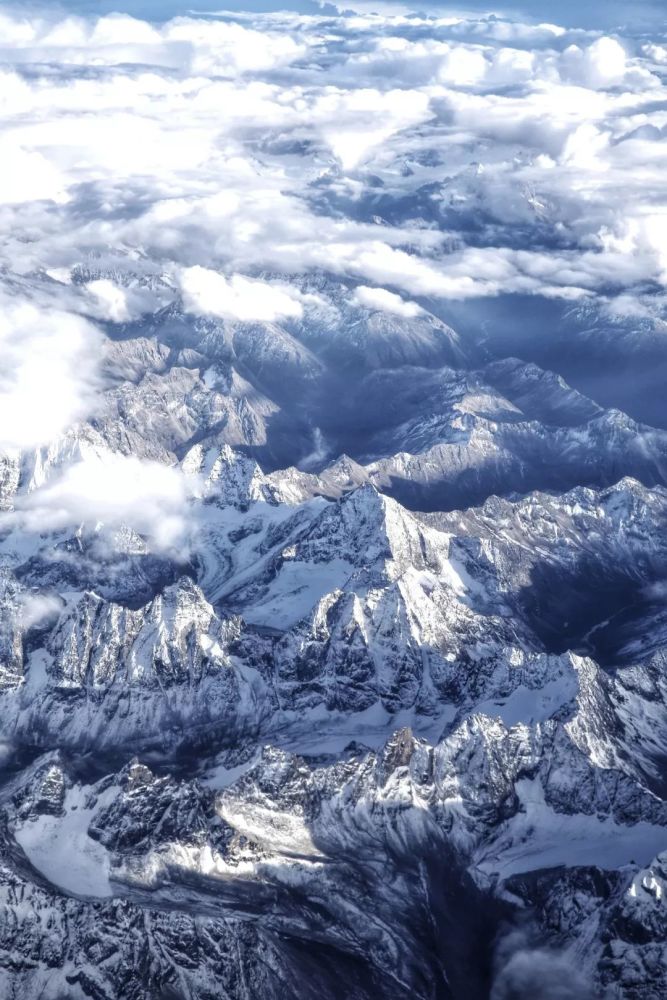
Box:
[13,0,667,31]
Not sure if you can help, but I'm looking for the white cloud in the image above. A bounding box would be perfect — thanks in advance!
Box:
[179,266,304,323]
[317,88,431,169]
[85,280,132,323]
[165,18,306,76]
[19,592,62,629]
[351,285,423,316]
[566,36,628,88]
[0,300,101,451]
[560,122,609,168]
[0,141,68,205]
[0,7,662,332]
[82,279,162,324]
[0,12,307,75]
[13,453,195,552]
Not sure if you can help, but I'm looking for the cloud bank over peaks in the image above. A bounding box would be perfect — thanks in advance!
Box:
[0,3,664,455]
[0,6,662,316]
[10,452,197,554]
[351,285,423,316]
[179,267,305,323]
[0,297,102,451]
[0,12,307,75]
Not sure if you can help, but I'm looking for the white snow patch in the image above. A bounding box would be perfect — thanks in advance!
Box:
[240,558,355,630]
[14,784,115,898]
[202,750,261,789]
[474,779,667,879]
[476,674,578,726]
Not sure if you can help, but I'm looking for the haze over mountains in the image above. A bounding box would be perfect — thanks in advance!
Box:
[0,2,666,998]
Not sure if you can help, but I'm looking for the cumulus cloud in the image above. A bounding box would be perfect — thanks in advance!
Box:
[316,87,431,168]
[0,140,68,205]
[351,285,423,316]
[179,267,305,323]
[12,453,196,552]
[85,280,133,323]
[0,5,663,331]
[563,36,628,88]
[0,300,101,451]
[0,12,307,75]
[491,929,593,1000]
[19,592,62,630]
[82,279,163,324]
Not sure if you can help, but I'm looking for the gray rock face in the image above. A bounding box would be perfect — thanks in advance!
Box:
[1,275,667,998]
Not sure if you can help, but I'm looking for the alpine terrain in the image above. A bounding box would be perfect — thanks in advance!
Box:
[1,3,667,998]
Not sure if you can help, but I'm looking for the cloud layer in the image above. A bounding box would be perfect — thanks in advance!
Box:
[12,452,195,552]
[0,297,100,451]
[179,267,305,323]
[0,3,665,547]
[0,6,664,320]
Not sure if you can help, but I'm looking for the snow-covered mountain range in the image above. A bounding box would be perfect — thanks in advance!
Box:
[2,3,667,998]
[0,265,665,998]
